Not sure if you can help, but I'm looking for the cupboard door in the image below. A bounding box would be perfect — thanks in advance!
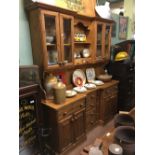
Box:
[100,97,109,123]
[96,23,104,60]
[86,91,97,111]
[59,14,74,66]
[58,115,73,152]
[104,24,112,60]
[73,108,86,141]
[86,109,98,131]
[41,10,61,69]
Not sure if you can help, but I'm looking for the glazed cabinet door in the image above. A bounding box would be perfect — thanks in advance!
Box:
[58,115,74,152]
[59,14,74,66]
[73,108,86,142]
[40,10,61,70]
[104,24,112,61]
[95,22,105,61]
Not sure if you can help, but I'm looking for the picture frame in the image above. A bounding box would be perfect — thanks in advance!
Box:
[119,16,128,40]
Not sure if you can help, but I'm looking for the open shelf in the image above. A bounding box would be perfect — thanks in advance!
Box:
[46,43,56,46]
[64,44,71,46]
[74,41,91,45]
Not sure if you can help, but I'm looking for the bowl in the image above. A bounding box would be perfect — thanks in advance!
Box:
[97,74,112,82]
[114,114,135,128]
[114,126,135,155]
[73,87,87,93]
[114,126,135,144]
[90,80,104,86]
[66,90,77,97]
[46,36,54,43]
[82,49,90,58]
[84,83,96,89]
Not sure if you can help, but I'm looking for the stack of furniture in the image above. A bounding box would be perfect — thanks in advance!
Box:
[107,40,135,111]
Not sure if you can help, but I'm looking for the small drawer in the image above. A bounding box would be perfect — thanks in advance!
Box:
[102,85,118,97]
[57,105,73,121]
[73,99,86,112]
[86,92,97,110]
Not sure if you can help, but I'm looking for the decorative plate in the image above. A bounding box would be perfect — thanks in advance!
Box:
[86,68,96,82]
[73,69,86,87]
[84,83,96,89]
[73,87,87,93]
[66,90,77,98]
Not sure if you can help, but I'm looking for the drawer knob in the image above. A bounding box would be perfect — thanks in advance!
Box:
[91,95,95,99]
[80,103,83,107]
[63,112,67,115]
[90,121,94,124]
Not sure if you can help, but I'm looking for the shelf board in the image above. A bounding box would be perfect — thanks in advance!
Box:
[64,44,71,46]
[74,41,91,45]
[75,57,91,60]
[46,43,56,46]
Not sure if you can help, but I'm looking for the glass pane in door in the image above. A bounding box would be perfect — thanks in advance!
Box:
[63,18,72,63]
[105,25,110,57]
[96,24,102,58]
[44,15,58,65]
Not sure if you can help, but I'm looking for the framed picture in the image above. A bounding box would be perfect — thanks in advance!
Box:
[119,16,128,39]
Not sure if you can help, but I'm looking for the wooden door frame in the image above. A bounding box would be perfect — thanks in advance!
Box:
[40,9,61,70]
[59,13,74,66]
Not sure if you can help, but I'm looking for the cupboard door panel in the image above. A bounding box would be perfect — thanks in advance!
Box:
[86,109,98,131]
[59,14,74,65]
[58,115,73,152]
[86,91,97,111]
[104,24,112,60]
[96,23,103,59]
[73,108,86,141]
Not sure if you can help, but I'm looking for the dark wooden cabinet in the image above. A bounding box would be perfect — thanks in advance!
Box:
[19,83,42,155]
[108,61,135,111]
[99,85,118,124]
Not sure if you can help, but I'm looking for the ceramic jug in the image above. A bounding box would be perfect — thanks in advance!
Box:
[53,79,66,104]
[44,74,57,99]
